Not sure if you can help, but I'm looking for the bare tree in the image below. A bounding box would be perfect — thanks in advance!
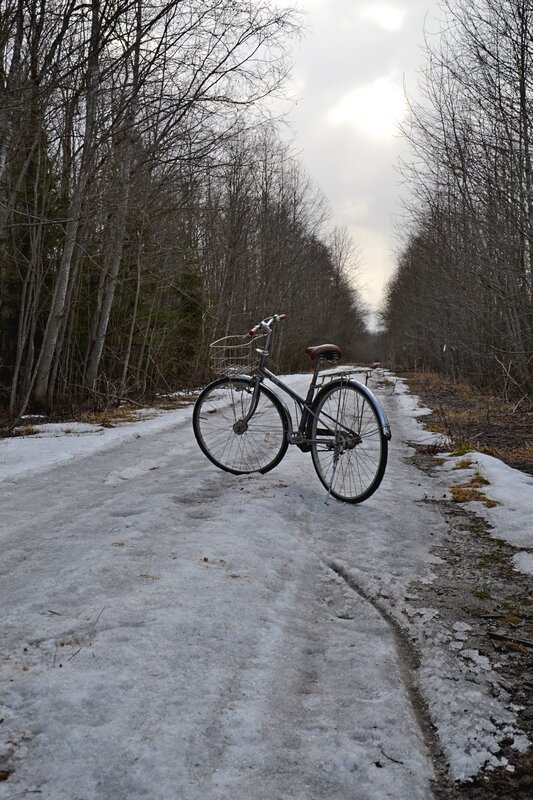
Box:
[386,0,533,399]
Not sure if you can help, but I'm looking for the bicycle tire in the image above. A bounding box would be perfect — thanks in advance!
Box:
[193,376,289,475]
[310,380,388,503]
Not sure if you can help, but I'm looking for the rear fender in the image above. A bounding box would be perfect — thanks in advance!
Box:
[311,378,392,440]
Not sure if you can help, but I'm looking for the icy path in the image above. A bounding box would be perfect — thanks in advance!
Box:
[1,374,528,798]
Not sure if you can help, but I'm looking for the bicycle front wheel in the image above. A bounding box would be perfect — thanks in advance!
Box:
[193,377,289,474]
[310,382,388,503]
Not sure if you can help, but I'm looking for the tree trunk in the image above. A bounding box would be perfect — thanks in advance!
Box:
[32,0,100,406]
[85,0,141,391]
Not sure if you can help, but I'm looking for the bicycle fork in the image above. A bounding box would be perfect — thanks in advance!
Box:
[231,376,263,434]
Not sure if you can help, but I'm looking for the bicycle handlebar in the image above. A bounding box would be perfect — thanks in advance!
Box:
[249,313,287,336]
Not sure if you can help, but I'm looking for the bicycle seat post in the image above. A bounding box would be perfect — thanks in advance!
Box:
[295,358,324,441]
[305,358,324,405]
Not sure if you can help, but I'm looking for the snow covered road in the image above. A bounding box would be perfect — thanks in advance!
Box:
[0,374,530,798]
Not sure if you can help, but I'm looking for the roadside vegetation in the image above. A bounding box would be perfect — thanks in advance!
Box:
[400,371,533,477]
[382,0,533,406]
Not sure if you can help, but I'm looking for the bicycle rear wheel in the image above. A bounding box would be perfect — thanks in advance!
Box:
[310,381,388,503]
[193,377,289,474]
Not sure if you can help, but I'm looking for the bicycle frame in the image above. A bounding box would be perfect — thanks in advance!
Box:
[236,317,391,447]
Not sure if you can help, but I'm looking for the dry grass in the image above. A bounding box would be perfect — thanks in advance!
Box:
[154,393,196,409]
[402,370,533,476]
[467,471,490,488]
[78,406,140,427]
[450,485,500,507]
[450,474,500,507]
[454,457,474,470]
[506,640,529,654]
[78,394,196,426]
[12,425,38,437]
[408,370,503,406]
[487,442,533,463]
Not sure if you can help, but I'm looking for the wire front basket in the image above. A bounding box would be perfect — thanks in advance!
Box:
[209,334,267,376]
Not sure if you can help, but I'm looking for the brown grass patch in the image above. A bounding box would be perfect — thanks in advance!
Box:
[450,473,499,506]
[467,472,490,488]
[450,483,500,508]
[78,406,140,427]
[154,393,196,409]
[506,640,528,654]
[454,458,474,470]
[12,425,38,437]
[487,442,533,463]
[401,370,533,476]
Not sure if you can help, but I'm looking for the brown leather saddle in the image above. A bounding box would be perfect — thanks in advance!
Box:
[305,344,342,362]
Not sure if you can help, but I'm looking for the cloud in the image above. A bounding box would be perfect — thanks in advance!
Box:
[351,226,397,310]
[359,4,407,32]
[326,76,406,139]
[279,0,441,313]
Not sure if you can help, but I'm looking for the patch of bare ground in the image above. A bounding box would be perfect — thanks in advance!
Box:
[400,371,533,477]
[423,504,533,799]
[406,435,533,798]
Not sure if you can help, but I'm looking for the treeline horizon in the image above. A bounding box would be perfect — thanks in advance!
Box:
[382,0,533,403]
[0,0,369,419]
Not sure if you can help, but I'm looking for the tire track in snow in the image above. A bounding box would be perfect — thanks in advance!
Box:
[326,558,454,795]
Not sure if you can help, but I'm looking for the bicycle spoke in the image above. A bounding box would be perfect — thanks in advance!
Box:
[310,382,387,503]
[193,378,288,474]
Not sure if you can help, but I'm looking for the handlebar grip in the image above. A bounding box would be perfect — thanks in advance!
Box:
[249,313,287,335]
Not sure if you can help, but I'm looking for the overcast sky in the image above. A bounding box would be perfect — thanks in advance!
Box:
[284,0,442,326]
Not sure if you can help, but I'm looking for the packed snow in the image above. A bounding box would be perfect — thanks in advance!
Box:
[0,371,531,798]
[512,551,533,577]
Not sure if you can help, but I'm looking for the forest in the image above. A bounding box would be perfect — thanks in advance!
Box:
[383,0,533,403]
[0,0,367,417]
[5,0,531,422]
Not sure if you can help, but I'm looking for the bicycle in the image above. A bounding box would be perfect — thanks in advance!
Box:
[192,313,392,503]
